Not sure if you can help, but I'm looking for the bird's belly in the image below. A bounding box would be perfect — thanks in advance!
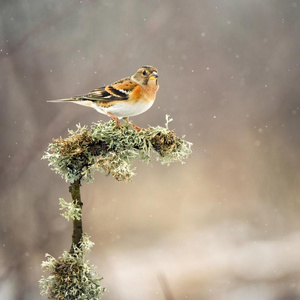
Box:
[94,100,154,118]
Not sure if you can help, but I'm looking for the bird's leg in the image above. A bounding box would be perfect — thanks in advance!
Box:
[123,117,141,132]
[107,112,121,128]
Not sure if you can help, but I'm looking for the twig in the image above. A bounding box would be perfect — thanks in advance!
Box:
[157,271,175,300]
[69,179,83,253]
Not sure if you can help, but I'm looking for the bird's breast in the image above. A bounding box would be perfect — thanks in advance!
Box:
[103,99,155,118]
[138,81,159,103]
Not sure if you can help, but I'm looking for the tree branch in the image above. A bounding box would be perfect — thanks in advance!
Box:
[69,179,83,253]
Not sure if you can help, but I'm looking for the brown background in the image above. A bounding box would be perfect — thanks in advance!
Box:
[1,0,300,299]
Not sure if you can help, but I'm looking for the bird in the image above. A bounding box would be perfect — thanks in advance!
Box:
[48,65,159,130]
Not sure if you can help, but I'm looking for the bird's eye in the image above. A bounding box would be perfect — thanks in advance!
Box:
[142,70,147,76]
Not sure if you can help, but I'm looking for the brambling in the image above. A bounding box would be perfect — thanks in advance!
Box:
[48,66,159,130]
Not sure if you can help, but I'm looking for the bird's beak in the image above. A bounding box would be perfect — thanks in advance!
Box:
[149,72,159,80]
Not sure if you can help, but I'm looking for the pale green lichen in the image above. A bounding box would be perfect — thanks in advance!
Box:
[39,234,105,300]
[42,116,192,182]
[59,198,82,221]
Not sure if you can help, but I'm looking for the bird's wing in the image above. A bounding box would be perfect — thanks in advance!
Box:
[76,77,138,102]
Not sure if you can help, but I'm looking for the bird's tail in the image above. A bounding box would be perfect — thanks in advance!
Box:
[47,98,74,103]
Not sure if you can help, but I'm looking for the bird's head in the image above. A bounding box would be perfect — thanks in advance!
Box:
[131,66,159,86]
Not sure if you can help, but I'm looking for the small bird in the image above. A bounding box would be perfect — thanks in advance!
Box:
[48,66,159,130]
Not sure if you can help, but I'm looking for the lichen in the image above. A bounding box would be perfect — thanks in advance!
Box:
[42,116,192,182]
[59,198,82,222]
[39,235,105,300]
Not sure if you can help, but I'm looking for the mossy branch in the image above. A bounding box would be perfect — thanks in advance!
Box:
[42,116,192,183]
[40,116,192,299]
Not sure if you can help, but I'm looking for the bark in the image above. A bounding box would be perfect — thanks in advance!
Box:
[69,179,83,253]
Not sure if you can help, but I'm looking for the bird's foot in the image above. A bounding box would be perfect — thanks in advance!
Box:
[123,117,141,131]
[131,123,141,131]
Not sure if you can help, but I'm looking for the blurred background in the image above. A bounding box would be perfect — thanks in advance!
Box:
[1,0,300,299]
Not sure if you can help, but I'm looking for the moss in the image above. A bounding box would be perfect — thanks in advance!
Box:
[59,198,81,222]
[43,116,192,182]
[40,235,105,300]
